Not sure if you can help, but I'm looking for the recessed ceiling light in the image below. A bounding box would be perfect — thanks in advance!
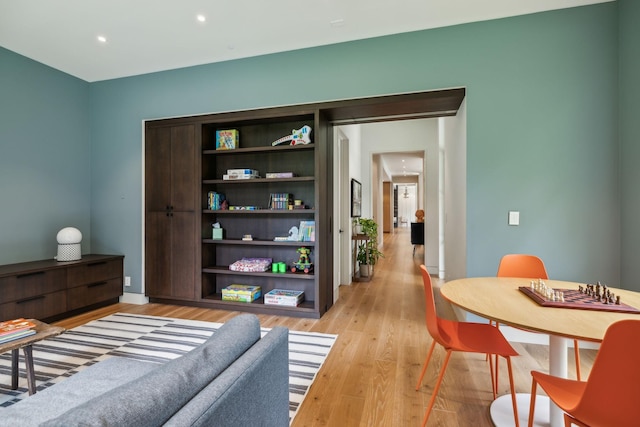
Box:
[97,35,107,43]
[329,18,345,27]
[197,14,206,23]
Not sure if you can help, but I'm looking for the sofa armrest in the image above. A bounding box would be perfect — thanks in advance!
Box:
[164,326,289,427]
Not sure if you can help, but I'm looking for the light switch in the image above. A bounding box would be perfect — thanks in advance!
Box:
[508,211,520,226]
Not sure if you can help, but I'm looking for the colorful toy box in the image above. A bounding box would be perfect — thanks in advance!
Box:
[221,284,261,302]
[216,129,239,150]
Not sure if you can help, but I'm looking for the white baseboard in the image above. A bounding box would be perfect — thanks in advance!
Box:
[119,292,149,305]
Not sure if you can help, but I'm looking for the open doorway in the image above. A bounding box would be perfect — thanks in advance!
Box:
[332,104,467,294]
[395,183,418,228]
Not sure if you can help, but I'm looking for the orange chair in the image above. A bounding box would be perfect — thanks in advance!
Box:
[528,319,640,427]
[496,254,582,381]
[415,265,520,427]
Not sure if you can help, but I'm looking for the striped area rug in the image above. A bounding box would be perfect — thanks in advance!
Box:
[0,313,337,424]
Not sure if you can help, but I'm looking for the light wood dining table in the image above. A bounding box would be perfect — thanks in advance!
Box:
[440,277,640,427]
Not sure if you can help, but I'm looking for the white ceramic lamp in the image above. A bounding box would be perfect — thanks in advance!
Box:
[56,227,82,261]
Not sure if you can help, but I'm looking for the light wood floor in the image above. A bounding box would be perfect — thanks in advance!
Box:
[52,228,596,426]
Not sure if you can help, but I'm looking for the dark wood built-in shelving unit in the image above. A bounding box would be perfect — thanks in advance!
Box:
[143,88,466,318]
[145,106,332,318]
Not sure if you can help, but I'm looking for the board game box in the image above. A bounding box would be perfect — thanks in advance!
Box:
[264,289,304,306]
[216,129,239,150]
[222,284,261,302]
[229,258,272,272]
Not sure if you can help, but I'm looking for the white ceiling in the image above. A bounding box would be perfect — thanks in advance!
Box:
[0,0,609,83]
[0,0,610,177]
[380,151,425,180]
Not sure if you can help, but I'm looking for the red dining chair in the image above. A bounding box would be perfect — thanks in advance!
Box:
[495,254,582,382]
[415,265,520,427]
[528,319,640,427]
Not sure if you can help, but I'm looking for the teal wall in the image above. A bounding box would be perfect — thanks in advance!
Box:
[619,0,640,287]
[0,48,91,264]
[2,2,637,294]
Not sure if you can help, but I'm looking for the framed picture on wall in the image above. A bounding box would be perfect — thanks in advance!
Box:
[351,179,362,218]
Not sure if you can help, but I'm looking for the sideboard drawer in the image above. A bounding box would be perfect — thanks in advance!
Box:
[0,290,67,320]
[0,269,67,304]
[67,259,122,288]
[67,278,122,311]
[0,254,123,322]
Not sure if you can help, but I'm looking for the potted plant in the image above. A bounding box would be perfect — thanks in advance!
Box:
[352,218,362,235]
[355,218,384,277]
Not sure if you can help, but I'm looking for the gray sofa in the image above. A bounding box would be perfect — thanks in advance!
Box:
[0,314,289,427]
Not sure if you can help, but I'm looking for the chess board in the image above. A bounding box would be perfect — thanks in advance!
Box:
[519,287,640,314]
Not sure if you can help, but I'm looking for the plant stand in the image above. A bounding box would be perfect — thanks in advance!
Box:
[352,234,373,282]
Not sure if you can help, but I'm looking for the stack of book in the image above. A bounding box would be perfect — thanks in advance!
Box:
[207,191,226,210]
[223,169,259,180]
[269,193,292,210]
[298,220,315,242]
[264,289,305,306]
[0,318,36,344]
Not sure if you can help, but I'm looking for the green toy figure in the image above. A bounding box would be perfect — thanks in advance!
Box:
[292,247,313,273]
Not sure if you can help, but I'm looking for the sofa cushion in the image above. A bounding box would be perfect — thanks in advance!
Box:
[41,313,261,427]
[0,357,156,427]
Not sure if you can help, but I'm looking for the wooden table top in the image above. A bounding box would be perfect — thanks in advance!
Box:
[0,319,65,353]
[441,277,640,342]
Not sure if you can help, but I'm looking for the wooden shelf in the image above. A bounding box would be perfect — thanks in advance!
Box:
[200,294,317,318]
[203,176,314,185]
[202,266,315,280]
[202,239,315,247]
[203,209,315,215]
[203,144,314,156]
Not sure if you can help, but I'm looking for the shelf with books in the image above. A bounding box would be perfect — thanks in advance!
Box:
[199,113,324,318]
[202,143,314,156]
[202,176,315,185]
[203,209,316,215]
[202,239,316,247]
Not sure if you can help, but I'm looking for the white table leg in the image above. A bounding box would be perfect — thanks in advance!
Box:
[548,336,568,427]
[490,335,569,427]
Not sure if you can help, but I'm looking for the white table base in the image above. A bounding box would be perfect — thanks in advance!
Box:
[490,393,550,427]
[491,336,569,427]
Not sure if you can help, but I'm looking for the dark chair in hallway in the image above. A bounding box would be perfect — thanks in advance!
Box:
[410,222,424,255]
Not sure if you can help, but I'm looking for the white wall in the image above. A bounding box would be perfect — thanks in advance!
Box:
[359,119,440,273]
[442,99,467,280]
[341,125,362,183]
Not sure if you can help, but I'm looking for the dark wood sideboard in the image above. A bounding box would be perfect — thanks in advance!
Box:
[0,254,124,322]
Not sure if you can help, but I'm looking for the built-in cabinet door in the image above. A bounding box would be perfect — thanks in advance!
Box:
[145,124,198,300]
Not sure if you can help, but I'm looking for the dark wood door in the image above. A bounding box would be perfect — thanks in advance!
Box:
[145,124,197,299]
